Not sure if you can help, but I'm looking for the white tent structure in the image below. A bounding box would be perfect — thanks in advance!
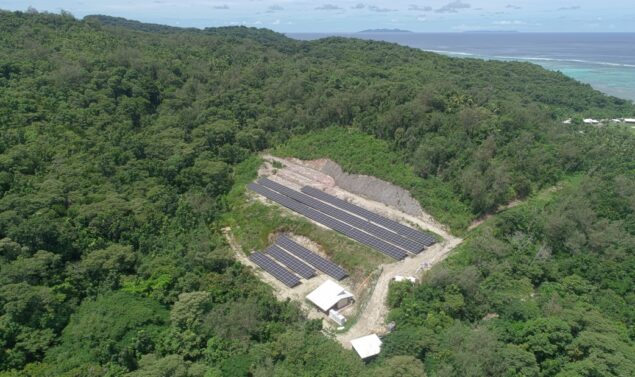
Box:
[393,275,417,283]
[306,280,353,312]
[351,334,382,359]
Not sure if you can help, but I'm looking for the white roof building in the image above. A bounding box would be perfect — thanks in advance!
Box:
[624,118,635,123]
[306,280,354,312]
[351,334,382,359]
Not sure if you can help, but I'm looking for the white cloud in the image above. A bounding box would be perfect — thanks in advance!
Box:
[409,5,432,12]
[315,4,342,11]
[435,1,471,14]
[266,4,283,13]
[558,5,581,11]
[368,5,396,12]
[493,20,526,25]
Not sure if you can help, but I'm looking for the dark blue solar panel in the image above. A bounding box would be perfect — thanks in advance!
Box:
[265,244,316,279]
[301,186,436,246]
[249,252,301,287]
[259,178,426,254]
[248,183,407,260]
[276,235,348,280]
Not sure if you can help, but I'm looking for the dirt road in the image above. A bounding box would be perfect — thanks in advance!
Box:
[336,235,462,348]
[243,156,464,348]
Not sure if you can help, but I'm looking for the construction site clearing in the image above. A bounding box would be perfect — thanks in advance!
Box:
[223,155,463,356]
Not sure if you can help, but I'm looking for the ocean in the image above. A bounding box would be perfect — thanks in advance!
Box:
[288,33,635,102]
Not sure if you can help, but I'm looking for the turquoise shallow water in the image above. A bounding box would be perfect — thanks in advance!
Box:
[448,53,635,102]
[537,63,635,102]
[289,33,635,103]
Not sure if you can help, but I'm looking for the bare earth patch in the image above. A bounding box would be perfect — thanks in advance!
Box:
[233,155,463,349]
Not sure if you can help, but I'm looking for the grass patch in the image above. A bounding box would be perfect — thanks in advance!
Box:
[273,127,474,234]
[226,199,390,280]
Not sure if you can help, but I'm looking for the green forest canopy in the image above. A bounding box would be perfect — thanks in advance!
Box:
[0,9,634,377]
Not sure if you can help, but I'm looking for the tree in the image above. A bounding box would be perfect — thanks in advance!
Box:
[371,356,427,377]
[65,244,137,297]
[46,291,168,373]
[124,354,207,377]
[520,318,573,364]
[381,326,436,360]
[170,292,212,331]
[0,250,61,286]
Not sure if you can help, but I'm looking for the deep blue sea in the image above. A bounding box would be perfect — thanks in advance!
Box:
[288,33,635,102]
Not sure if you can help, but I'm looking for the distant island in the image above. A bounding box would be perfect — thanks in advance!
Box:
[358,28,413,33]
[462,30,519,33]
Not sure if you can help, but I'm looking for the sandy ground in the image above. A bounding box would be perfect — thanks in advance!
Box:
[238,156,464,348]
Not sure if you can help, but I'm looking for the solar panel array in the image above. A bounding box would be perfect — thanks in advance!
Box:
[277,235,348,280]
[248,252,301,287]
[259,178,425,254]
[265,244,316,279]
[302,186,436,246]
[248,182,407,260]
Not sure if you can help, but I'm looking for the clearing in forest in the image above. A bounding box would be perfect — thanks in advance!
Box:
[227,155,463,349]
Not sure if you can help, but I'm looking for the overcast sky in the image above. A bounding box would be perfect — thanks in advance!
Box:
[1,1,633,32]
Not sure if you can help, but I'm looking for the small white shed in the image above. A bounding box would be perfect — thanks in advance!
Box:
[306,280,354,313]
[393,275,417,283]
[351,334,382,359]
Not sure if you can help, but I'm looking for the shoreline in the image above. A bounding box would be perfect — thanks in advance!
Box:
[287,33,635,103]
[437,51,635,102]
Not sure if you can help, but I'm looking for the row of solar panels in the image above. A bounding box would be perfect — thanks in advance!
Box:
[301,186,436,246]
[249,235,349,287]
[250,179,437,259]
[277,235,348,280]
[258,178,426,254]
[248,182,408,260]
[249,252,300,288]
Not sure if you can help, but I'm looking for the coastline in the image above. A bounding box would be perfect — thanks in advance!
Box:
[429,50,635,102]
[287,33,635,103]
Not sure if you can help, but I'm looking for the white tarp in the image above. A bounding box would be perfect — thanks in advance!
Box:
[306,280,353,312]
[351,334,382,359]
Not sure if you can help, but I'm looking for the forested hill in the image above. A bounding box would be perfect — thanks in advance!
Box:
[1,10,634,376]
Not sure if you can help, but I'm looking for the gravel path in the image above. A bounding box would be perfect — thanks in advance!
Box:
[246,156,464,347]
[336,235,462,348]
